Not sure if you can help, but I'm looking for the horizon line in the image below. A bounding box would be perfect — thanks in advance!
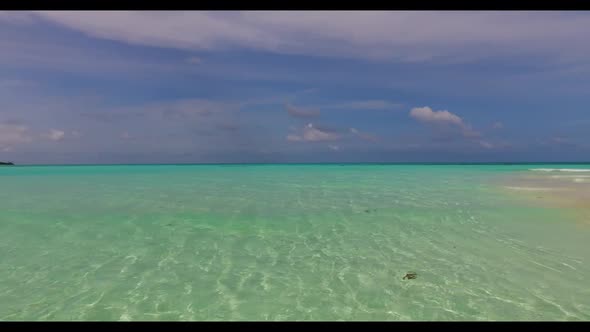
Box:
[4,161,590,167]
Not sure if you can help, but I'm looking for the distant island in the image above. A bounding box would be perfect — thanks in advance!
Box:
[0,162,14,166]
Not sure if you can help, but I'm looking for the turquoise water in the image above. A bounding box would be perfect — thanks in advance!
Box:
[0,164,589,321]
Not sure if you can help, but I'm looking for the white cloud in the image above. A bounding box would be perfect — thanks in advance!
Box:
[287,123,340,142]
[328,144,340,151]
[120,131,131,140]
[0,122,32,149]
[409,106,487,143]
[462,128,482,139]
[288,124,378,145]
[479,140,494,149]
[19,11,590,63]
[409,106,464,127]
[303,124,340,141]
[47,129,65,141]
[492,121,504,129]
[350,127,378,142]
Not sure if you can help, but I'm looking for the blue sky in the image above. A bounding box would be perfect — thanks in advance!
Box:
[1,11,590,164]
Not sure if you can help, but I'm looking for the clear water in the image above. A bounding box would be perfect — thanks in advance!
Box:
[0,164,589,321]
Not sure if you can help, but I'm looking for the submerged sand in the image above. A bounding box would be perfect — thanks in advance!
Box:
[498,169,590,225]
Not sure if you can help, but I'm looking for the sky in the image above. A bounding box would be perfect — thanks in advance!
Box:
[1,11,590,164]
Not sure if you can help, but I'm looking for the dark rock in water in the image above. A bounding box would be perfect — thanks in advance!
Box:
[364,209,370,213]
[0,161,14,166]
[403,272,417,280]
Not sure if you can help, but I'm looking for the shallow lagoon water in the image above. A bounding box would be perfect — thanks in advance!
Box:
[1,164,589,320]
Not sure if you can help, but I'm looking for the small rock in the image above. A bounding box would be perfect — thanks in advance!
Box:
[403,272,417,280]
